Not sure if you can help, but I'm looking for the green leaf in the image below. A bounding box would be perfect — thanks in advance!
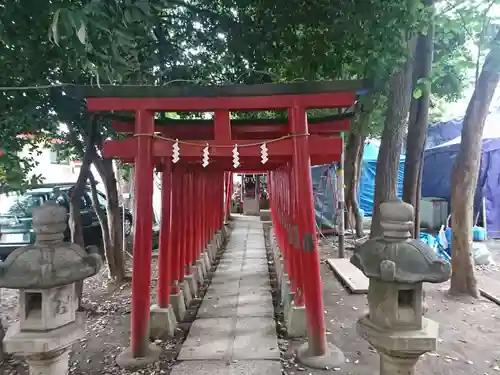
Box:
[77,23,87,45]
[413,87,423,99]
[51,9,61,45]
[136,1,151,17]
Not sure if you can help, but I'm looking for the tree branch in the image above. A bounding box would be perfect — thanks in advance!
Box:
[88,171,108,228]
[475,0,496,86]
[69,116,98,198]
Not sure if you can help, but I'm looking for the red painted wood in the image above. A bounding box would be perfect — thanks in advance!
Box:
[214,111,232,142]
[170,168,181,294]
[196,173,203,260]
[157,161,172,308]
[85,84,358,360]
[87,91,355,112]
[289,105,327,356]
[104,157,340,171]
[179,172,188,280]
[130,110,155,358]
[188,172,196,266]
[102,136,342,160]
[200,174,207,257]
[112,118,351,139]
[290,164,305,307]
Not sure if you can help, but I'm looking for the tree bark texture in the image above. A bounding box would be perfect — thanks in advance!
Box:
[344,124,366,237]
[88,172,113,268]
[450,28,500,297]
[68,121,96,310]
[403,6,434,239]
[0,318,4,363]
[370,55,414,238]
[93,157,126,282]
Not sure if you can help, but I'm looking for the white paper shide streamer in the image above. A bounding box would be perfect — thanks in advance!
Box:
[202,143,210,167]
[172,139,180,163]
[260,142,268,164]
[232,144,240,168]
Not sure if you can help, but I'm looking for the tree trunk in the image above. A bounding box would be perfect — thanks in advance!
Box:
[127,166,135,211]
[67,117,97,310]
[449,28,500,297]
[344,129,366,237]
[93,157,126,282]
[69,155,93,310]
[88,172,114,272]
[402,3,434,239]
[353,140,365,237]
[0,319,4,363]
[370,57,414,238]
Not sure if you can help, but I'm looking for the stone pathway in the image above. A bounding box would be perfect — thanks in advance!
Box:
[172,215,280,375]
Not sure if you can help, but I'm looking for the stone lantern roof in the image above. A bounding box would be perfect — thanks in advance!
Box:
[0,201,101,289]
[351,200,451,284]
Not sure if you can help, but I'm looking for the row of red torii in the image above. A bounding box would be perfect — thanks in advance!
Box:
[83,80,363,364]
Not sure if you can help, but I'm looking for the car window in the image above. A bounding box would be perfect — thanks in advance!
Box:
[92,192,107,207]
[53,190,89,210]
[48,191,68,209]
[86,190,107,208]
[0,192,46,215]
[82,192,94,209]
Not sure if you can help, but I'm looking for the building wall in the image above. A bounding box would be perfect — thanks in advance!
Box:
[20,147,76,184]
[18,144,161,221]
[19,145,105,186]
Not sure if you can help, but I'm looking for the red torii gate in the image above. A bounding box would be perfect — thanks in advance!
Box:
[83,80,362,367]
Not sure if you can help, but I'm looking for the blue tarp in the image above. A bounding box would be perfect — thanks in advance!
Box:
[426,119,464,148]
[359,141,405,217]
[311,164,338,230]
[357,119,471,218]
[422,110,500,238]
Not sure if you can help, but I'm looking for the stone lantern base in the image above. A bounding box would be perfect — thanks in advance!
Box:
[25,348,71,375]
[357,315,439,375]
[4,312,85,375]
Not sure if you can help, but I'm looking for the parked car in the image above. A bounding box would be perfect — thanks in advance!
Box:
[0,183,133,261]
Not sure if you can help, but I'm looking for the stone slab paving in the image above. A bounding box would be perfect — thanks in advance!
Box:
[174,216,280,375]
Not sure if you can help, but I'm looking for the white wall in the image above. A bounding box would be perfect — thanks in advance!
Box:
[20,147,76,184]
[16,144,161,220]
[20,145,106,188]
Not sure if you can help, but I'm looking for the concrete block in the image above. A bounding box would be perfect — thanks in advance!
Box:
[236,291,273,318]
[183,276,196,301]
[281,275,291,302]
[202,251,211,271]
[116,343,161,369]
[170,291,186,321]
[285,302,307,338]
[207,242,217,261]
[170,360,281,375]
[198,293,238,318]
[296,342,344,370]
[149,304,177,339]
[190,265,202,286]
[283,290,295,322]
[178,317,233,360]
[232,317,280,360]
[195,259,206,280]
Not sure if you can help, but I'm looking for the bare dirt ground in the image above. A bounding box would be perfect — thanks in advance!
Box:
[278,235,500,375]
[1,250,210,375]
[2,231,500,375]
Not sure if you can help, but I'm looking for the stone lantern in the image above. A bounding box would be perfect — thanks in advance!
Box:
[0,201,101,375]
[350,200,451,375]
